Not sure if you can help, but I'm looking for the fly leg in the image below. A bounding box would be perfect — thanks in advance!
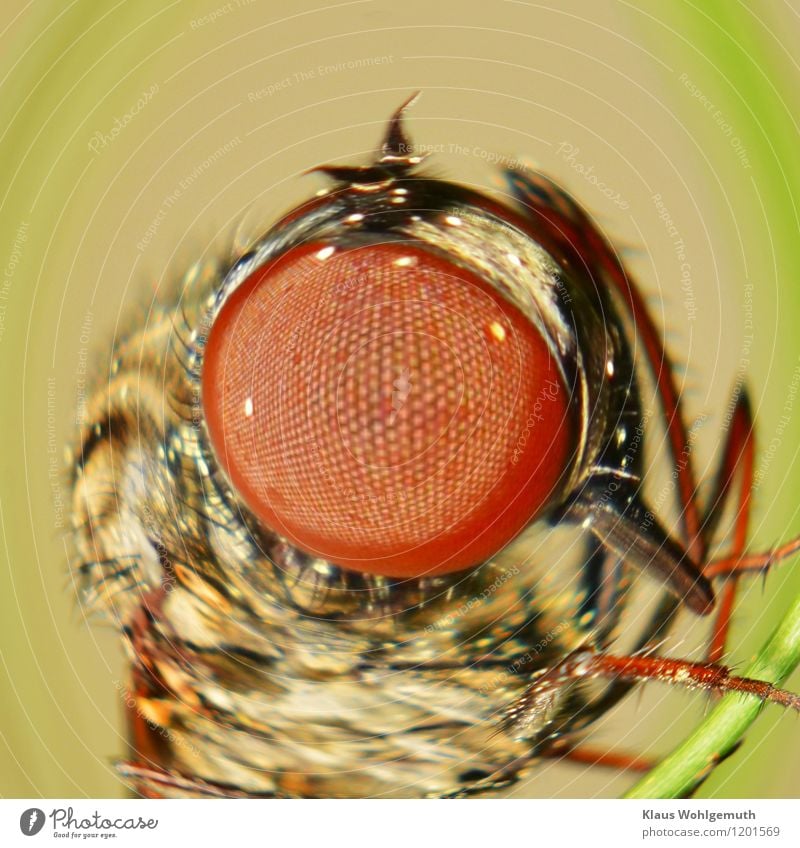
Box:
[697,389,754,662]
[504,390,799,778]
[699,389,800,659]
[705,540,800,580]
[500,646,800,739]
[568,388,800,623]
[541,738,654,773]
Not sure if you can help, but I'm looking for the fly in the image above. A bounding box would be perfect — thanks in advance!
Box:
[69,95,800,799]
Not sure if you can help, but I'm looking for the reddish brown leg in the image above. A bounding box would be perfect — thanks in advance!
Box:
[576,212,797,604]
[587,651,799,708]
[543,738,654,773]
[509,175,800,609]
[698,391,754,662]
[502,391,800,764]
[706,538,800,579]
[507,174,800,774]
[700,390,800,659]
[501,648,800,736]
[707,582,738,665]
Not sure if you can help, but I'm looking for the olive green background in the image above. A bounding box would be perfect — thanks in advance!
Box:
[1,0,799,797]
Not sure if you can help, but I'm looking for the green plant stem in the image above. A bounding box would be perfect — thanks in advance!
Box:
[625,590,800,798]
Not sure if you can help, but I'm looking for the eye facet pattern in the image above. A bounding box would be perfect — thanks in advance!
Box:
[202,240,573,577]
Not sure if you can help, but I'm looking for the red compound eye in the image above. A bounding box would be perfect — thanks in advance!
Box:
[202,241,573,578]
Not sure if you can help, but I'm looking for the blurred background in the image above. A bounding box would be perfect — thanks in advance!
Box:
[1,0,799,798]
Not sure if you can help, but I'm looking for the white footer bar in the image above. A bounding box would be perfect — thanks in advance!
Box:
[1,798,797,847]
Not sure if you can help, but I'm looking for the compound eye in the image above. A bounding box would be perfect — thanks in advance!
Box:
[202,241,573,578]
